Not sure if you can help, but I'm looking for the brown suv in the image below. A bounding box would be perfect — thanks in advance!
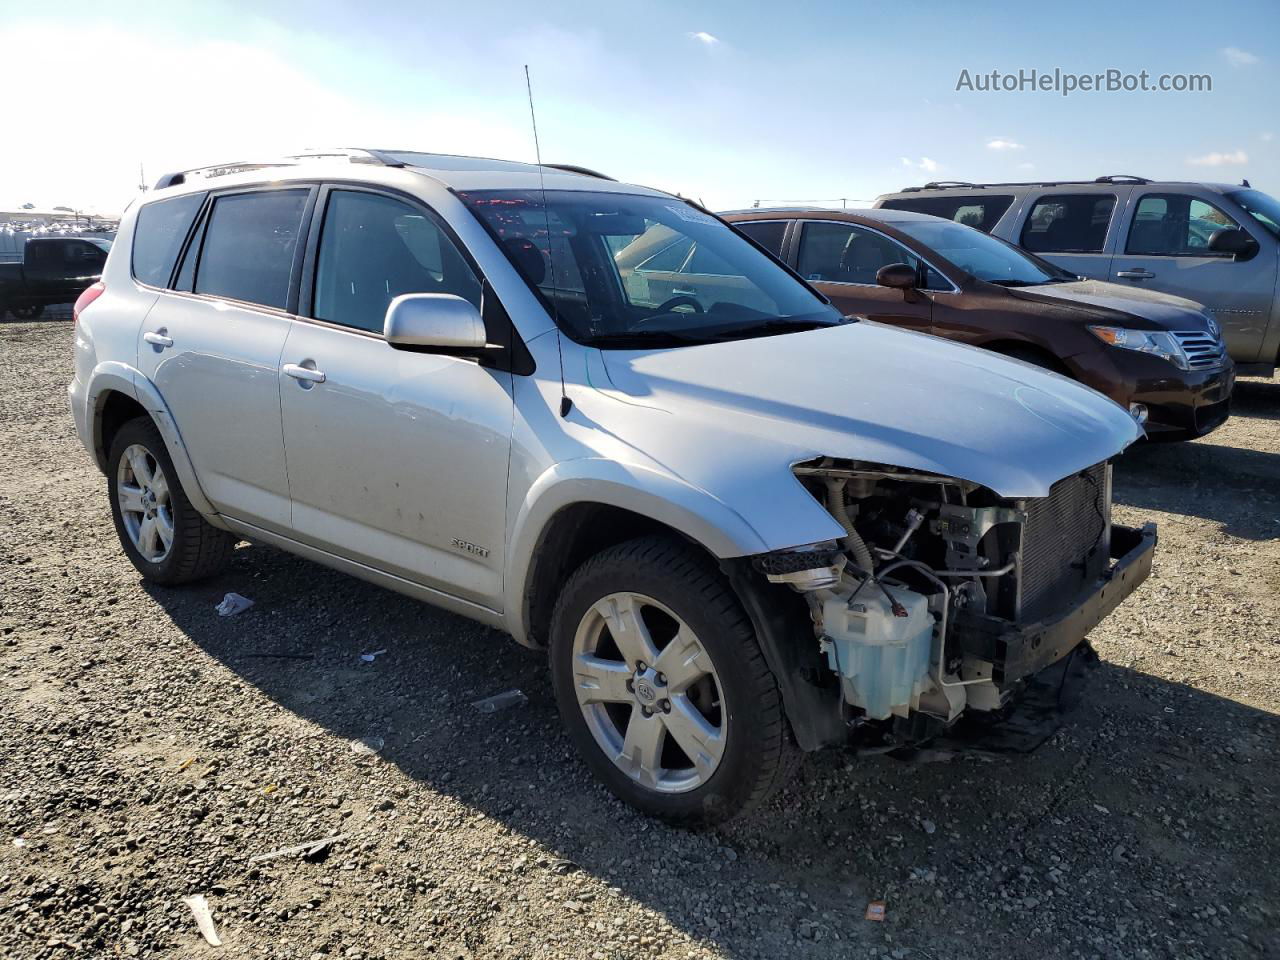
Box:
[720,208,1234,439]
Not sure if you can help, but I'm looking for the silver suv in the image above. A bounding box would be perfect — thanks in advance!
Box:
[70,149,1156,824]
[875,177,1280,375]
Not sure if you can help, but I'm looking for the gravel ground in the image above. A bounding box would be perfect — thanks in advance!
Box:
[1,316,1277,960]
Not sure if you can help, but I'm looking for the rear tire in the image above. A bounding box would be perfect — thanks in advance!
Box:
[10,303,44,320]
[107,417,235,585]
[549,535,795,825]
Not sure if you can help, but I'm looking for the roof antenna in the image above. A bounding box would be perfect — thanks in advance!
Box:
[525,65,572,419]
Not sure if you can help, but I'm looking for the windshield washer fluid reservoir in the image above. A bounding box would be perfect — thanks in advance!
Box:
[821,583,933,721]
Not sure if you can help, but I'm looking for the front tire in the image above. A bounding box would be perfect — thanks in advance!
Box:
[107,417,235,585]
[549,535,794,825]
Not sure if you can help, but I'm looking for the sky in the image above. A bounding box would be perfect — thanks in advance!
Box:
[1,0,1277,214]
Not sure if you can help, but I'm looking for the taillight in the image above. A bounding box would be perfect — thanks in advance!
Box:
[73,281,105,325]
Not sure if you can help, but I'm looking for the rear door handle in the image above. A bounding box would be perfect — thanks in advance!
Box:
[283,363,326,383]
[671,288,697,296]
[1115,269,1155,280]
[143,331,173,347]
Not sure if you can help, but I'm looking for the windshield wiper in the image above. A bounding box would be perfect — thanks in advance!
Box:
[583,330,722,348]
[707,316,852,340]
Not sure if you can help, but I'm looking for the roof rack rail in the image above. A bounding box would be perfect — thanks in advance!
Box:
[543,163,616,181]
[898,175,1156,194]
[153,147,407,190]
[153,161,291,190]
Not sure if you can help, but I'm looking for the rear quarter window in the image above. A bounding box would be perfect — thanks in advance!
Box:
[879,195,1013,232]
[131,192,206,287]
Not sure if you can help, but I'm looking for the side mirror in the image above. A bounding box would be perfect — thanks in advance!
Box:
[876,262,918,290]
[384,293,488,354]
[1207,227,1259,260]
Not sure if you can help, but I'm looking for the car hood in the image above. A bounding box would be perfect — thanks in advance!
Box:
[585,320,1140,501]
[1004,279,1214,332]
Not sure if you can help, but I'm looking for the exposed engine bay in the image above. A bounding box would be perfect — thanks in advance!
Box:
[754,456,1149,742]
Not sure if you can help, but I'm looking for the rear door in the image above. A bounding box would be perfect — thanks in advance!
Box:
[791,220,935,334]
[278,185,514,609]
[1015,189,1129,280]
[1110,190,1275,360]
[136,186,313,532]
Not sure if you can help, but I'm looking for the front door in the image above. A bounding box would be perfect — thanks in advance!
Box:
[278,187,514,609]
[1110,191,1277,361]
[136,186,312,532]
[794,220,933,334]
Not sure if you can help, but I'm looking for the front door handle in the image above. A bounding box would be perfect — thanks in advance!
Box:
[283,363,326,384]
[143,330,174,347]
[1115,269,1155,280]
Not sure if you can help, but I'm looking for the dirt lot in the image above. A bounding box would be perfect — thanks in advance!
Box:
[1,316,1277,960]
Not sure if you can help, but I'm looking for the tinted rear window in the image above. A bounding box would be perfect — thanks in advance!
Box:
[733,220,788,257]
[132,193,205,287]
[879,195,1013,232]
[194,190,308,310]
[1021,194,1116,254]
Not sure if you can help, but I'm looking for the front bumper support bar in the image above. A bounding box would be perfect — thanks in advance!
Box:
[953,522,1157,685]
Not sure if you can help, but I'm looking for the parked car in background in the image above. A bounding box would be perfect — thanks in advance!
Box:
[0,236,111,319]
[71,149,1155,824]
[722,208,1233,440]
[873,177,1280,376]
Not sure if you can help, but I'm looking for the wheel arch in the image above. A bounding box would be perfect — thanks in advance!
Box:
[87,364,221,521]
[505,462,770,648]
[982,338,1075,376]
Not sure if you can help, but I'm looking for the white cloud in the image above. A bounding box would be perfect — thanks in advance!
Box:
[1263,132,1275,142]
[1188,150,1249,167]
[1222,47,1259,66]
[689,31,720,46]
[900,156,940,173]
[986,138,1025,151]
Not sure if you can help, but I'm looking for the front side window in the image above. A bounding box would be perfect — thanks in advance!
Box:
[1228,189,1280,239]
[1127,193,1244,255]
[132,192,205,287]
[893,219,1072,287]
[1021,193,1116,253]
[879,195,1014,233]
[733,220,788,257]
[194,189,308,310]
[313,190,481,333]
[797,222,923,286]
[458,190,839,347]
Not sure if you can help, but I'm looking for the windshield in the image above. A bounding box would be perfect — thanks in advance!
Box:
[890,218,1071,286]
[1228,189,1280,239]
[458,189,842,346]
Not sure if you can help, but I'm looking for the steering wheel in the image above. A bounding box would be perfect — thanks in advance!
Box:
[655,295,704,314]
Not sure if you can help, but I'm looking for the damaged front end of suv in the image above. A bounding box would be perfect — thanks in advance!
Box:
[731,457,1156,752]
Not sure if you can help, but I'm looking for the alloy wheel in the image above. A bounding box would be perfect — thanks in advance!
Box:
[571,591,726,794]
[116,443,174,563]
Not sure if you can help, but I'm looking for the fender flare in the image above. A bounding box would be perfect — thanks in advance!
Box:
[86,362,220,520]
[502,458,769,644]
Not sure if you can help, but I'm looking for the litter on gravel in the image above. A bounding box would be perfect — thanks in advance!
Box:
[215,592,254,617]
[181,893,222,947]
[360,649,387,662]
[471,689,528,713]
[865,900,887,922]
[350,736,385,756]
[247,833,347,865]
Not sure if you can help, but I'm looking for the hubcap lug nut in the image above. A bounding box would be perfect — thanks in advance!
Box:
[641,706,653,718]
[656,673,666,685]
[661,700,671,713]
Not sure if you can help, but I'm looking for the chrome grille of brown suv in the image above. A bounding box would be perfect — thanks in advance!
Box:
[1173,330,1227,370]
[1017,462,1110,623]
